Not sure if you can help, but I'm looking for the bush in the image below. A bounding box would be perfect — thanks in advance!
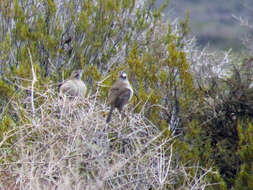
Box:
[0,89,216,190]
[0,0,252,189]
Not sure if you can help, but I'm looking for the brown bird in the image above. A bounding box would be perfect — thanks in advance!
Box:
[106,71,133,123]
[59,69,87,99]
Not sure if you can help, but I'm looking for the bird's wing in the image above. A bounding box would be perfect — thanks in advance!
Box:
[59,80,78,97]
[107,87,120,104]
[76,80,87,97]
[114,88,132,108]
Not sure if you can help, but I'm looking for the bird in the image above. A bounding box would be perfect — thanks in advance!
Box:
[106,71,133,123]
[59,69,87,99]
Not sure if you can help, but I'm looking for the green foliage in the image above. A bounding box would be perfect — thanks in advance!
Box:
[234,121,253,190]
[126,37,195,133]
[193,58,253,189]
[0,79,15,122]
[0,79,14,98]
[1,0,252,189]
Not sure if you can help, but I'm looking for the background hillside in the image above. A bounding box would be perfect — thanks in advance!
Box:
[158,0,253,51]
[0,0,252,189]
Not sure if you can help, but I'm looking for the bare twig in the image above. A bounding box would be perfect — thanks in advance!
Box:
[28,48,37,119]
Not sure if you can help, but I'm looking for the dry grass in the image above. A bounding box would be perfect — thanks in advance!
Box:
[0,87,214,190]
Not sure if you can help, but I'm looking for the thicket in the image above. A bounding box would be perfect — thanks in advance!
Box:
[0,0,252,189]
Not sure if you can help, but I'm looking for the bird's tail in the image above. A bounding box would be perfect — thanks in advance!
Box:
[106,107,113,123]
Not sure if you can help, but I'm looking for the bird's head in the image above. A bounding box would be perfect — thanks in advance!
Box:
[118,71,127,80]
[71,69,83,79]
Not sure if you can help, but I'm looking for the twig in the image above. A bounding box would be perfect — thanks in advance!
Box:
[89,128,167,190]
[96,74,111,88]
[28,48,37,118]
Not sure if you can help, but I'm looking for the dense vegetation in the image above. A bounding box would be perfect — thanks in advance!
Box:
[0,0,252,189]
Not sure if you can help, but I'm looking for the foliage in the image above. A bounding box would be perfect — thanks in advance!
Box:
[194,57,253,189]
[234,121,253,190]
[0,0,252,189]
